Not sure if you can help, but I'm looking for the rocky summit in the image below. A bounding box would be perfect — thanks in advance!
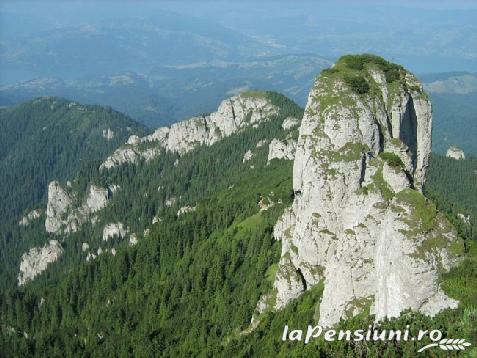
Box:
[100,92,281,170]
[267,55,463,327]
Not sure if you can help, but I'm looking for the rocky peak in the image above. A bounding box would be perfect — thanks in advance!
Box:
[100,92,282,169]
[268,55,463,327]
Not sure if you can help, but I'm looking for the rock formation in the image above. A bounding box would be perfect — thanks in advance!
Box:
[102,128,115,140]
[18,209,42,227]
[269,55,463,327]
[177,206,197,216]
[102,222,128,241]
[282,117,300,130]
[446,146,465,160]
[267,138,296,163]
[100,93,281,170]
[45,181,74,233]
[45,182,111,234]
[243,150,253,163]
[18,240,63,286]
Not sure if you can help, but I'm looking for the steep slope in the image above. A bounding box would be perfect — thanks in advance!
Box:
[266,55,463,326]
[0,97,146,225]
[0,61,475,357]
[0,91,304,356]
[426,154,477,242]
[0,98,146,290]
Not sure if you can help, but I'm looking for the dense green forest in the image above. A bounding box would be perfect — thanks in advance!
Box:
[429,92,477,155]
[0,96,145,229]
[0,94,476,357]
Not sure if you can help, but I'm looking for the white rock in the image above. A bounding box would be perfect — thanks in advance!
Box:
[267,138,296,163]
[126,135,141,145]
[102,223,128,241]
[177,205,196,216]
[282,117,300,130]
[18,240,63,286]
[258,196,274,212]
[100,147,140,170]
[102,128,115,140]
[86,185,109,213]
[382,163,410,193]
[243,150,253,163]
[18,209,41,227]
[256,139,268,148]
[100,93,281,169]
[82,243,90,252]
[165,197,176,207]
[457,213,470,224]
[129,233,138,246]
[108,184,120,194]
[446,146,465,160]
[45,182,111,235]
[267,63,462,327]
[45,181,73,233]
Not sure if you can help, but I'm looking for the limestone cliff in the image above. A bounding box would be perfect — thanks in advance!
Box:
[267,138,296,163]
[100,93,281,170]
[269,55,463,327]
[45,182,111,234]
[18,240,63,286]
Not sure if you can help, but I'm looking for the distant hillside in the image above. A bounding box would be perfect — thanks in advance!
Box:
[0,97,146,226]
[0,55,331,127]
[418,72,477,155]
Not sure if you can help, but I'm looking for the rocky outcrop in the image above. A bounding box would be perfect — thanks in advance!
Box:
[45,181,74,233]
[100,93,281,170]
[86,185,109,213]
[45,182,111,234]
[243,150,253,163]
[177,206,196,216]
[282,117,300,130]
[267,139,296,163]
[18,209,41,227]
[18,240,63,286]
[268,55,463,327]
[102,128,115,140]
[102,222,128,241]
[129,233,139,246]
[446,146,465,160]
[100,147,141,170]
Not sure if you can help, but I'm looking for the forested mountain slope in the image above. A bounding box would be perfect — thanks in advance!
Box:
[0,91,304,356]
[0,97,146,225]
[0,62,476,357]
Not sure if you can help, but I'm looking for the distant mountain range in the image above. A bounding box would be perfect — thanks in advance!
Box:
[1,65,475,156]
[0,54,332,127]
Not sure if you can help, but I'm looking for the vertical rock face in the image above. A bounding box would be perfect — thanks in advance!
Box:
[102,222,128,241]
[45,181,73,233]
[18,240,63,286]
[45,182,111,234]
[86,185,110,213]
[267,138,296,163]
[271,55,463,327]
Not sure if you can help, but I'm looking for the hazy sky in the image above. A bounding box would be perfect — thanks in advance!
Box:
[1,0,476,82]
